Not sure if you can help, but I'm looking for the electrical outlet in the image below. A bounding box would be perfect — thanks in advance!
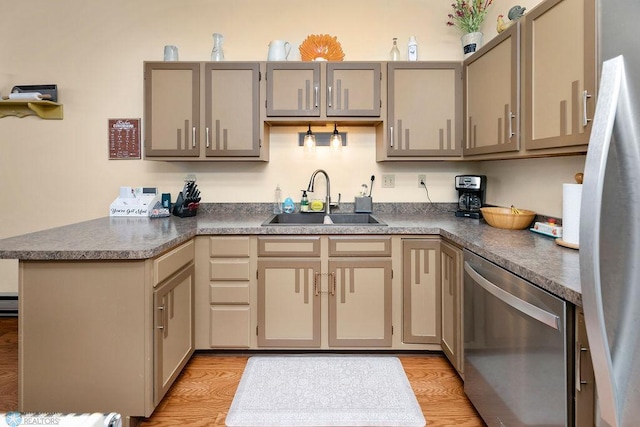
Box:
[418,174,426,187]
[382,174,395,188]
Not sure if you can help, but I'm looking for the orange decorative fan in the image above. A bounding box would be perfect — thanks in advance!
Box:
[299,34,345,61]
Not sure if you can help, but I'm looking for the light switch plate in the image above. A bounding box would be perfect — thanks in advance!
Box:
[382,174,395,188]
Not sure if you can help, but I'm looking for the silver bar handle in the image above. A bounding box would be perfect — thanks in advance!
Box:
[464,261,560,330]
[206,127,210,148]
[330,272,336,296]
[192,127,197,148]
[509,111,515,137]
[157,305,165,330]
[328,86,332,108]
[389,126,394,147]
[314,85,319,108]
[583,90,592,126]
[314,272,320,296]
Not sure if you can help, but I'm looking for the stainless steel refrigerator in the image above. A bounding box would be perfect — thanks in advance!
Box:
[580,1,640,426]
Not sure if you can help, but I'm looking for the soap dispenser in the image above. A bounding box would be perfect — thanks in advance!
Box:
[300,190,309,213]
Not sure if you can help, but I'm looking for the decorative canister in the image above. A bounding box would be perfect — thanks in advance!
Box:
[461,32,483,58]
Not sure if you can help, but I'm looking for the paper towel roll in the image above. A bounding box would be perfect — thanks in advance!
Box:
[8,92,44,100]
[562,183,582,245]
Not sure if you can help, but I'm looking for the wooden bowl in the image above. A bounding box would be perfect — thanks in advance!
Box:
[480,207,536,230]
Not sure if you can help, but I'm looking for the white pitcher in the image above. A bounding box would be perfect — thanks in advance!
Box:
[267,40,291,61]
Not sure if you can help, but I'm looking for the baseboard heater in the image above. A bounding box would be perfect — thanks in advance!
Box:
[0,293,18,316]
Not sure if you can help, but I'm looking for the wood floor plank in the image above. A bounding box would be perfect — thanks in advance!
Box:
[0,318,485,426]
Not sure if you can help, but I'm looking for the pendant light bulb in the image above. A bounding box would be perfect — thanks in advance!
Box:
[303,124,316,152]
[330,123,342,150]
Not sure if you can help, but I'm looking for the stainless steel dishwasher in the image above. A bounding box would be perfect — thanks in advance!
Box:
[463,250,574,426]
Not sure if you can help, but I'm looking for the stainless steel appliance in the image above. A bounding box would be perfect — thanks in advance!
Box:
[463,250,574,426]
[455,175,486,219]
[580,0,640,424]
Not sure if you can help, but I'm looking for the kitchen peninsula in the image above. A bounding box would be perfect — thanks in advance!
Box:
[0,203,582,425]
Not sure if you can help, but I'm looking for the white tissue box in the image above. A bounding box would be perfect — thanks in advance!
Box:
[110,187,159,217]
[531,221,563,238]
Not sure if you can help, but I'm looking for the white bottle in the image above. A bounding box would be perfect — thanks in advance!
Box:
[273,184,283,214]
[408,36,418,61]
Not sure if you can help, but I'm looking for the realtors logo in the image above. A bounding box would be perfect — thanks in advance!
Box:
[5,412,22,427]
[2,413,60,425]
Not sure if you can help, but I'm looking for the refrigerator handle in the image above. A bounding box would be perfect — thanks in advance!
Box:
[580,55,626,427]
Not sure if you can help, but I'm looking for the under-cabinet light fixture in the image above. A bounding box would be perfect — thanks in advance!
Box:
[298,125,347,149]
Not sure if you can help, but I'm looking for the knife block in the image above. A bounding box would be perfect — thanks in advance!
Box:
[172,192,199,218]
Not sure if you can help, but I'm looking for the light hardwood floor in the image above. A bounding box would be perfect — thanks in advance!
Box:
[0,318,485,426]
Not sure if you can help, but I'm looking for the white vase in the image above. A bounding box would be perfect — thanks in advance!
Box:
[461,32,483,58]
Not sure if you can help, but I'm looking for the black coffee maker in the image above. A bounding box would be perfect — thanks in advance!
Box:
[455,175,486,219]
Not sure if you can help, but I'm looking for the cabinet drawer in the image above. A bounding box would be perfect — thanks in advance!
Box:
[154,239,195,286]
[257,237,321,257]
[328,237,391,257]
[210,306,251,348]
[210,283,250,304]
[210,259,250,281]
[209,236,250,257]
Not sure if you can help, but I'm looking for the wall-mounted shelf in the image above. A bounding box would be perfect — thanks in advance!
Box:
[0,100,63,119]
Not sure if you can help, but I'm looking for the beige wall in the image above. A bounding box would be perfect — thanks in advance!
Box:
[1,0,564,293]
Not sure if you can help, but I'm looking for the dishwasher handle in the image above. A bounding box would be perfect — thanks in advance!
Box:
[464,261,560,330]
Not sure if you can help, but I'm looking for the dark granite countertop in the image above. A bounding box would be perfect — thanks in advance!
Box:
[0,203,581,305]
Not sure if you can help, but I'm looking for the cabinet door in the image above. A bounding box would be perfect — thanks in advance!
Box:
[266,63,321,117]
[326,63,381,117]
[440,240,463,375]
[525,0,596,151]
[386,62,462,158]
[257,260,321,347]
[154,264,195,406]
[144,62,200,157]
[328,259,392,347]
[204,63,261,157]
[402,239,441,344]
[464,23,520,156]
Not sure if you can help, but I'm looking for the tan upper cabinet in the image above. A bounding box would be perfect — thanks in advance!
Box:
[144,61,266,161]
[378,62,462,161]
[144,62,200,158]
[524,0,596,152]
[204,63,262,157]
[463,23,520,156]
[265,62,382,120]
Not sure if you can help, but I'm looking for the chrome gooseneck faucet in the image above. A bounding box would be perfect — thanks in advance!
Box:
[307,169,331,214]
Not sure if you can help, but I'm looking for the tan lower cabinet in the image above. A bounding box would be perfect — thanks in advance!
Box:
[440,240,463,376]
[402,239,441,344]
[257,236,392,349]
[195,236,254,349]
[258,259,322,347]
[153,263,195,406]
[575,308,595,426]
[328,259,392,347]
[19,239,195,421]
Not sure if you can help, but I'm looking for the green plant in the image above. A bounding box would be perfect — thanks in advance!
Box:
[447,0,493,33]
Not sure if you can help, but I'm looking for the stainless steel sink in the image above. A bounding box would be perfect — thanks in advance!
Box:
[262,213,387,226]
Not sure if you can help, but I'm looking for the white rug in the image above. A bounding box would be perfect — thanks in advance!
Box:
[225,356,426,427]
